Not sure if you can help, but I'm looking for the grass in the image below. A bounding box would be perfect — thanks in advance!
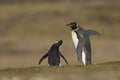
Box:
[0,61,120,80]
[0,1,120,79]
[0,0,120,68]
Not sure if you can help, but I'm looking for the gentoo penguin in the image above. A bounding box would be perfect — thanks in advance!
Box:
[39,39,69,66]
[66,22,100,65]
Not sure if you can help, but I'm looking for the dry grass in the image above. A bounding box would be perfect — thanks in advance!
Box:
[0,61,120,80]
[0,0,120,71]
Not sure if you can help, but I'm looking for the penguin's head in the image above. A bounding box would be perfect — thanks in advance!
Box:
[66,22,79,30]
[54,39,63,47]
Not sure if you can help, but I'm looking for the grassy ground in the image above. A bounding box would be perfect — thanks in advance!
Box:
[0,61,120,80]
[0,0,120,79]
[0,0,120,68]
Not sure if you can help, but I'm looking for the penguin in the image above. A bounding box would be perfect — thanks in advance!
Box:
[66,22,100,65]
[39,39,69,66]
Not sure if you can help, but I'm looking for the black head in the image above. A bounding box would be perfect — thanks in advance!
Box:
[53,39,63,47]
[66,22,79,30]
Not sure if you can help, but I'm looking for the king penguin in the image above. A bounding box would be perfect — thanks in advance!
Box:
[39,39,69,66]
[66,22,100,65]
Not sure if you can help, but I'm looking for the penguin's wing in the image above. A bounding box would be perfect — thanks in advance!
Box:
[86,30,100,36]
[76,41,84,63]
[59,53,69,65]
[39,53,48,65]
[75,28,85,38]
[84,39,92,64]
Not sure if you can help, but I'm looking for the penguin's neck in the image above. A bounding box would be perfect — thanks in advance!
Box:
[71,30,79,49]
[50,45,59,52]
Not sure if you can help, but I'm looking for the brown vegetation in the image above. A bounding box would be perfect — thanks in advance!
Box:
[0,0,120,69]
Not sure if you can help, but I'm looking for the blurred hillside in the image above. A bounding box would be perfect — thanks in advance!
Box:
[0,0,119,39]
[0,0,120,69]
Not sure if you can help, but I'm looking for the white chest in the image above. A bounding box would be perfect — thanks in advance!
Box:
[71,31,79,49]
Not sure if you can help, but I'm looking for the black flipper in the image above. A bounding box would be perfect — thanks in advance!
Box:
[84,39,92,65]
[59,53,69,65]
[76,41,84,64]
[87,30,100,36]
[39,53,48,65]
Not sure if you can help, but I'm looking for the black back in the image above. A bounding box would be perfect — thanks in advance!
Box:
[48,42,61,66]
[39,40,69,66]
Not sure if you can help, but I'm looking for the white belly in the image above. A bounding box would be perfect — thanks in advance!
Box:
[71,31,79,49]
[71,31,86,65]
[82,47,86,65]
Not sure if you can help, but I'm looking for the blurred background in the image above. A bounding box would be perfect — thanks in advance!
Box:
[0,0,120,69]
